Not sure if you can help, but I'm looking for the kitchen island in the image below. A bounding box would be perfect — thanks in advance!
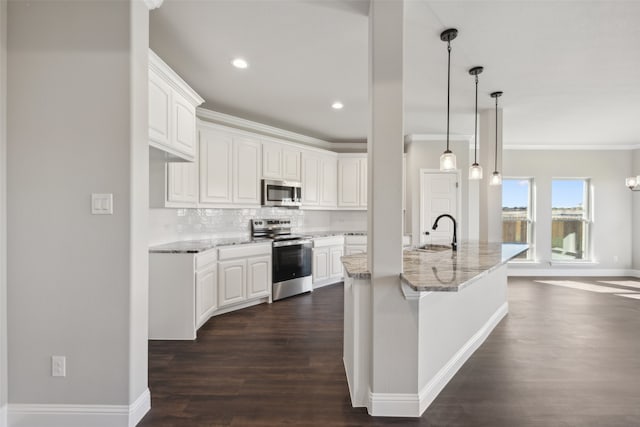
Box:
[341,242,528,417]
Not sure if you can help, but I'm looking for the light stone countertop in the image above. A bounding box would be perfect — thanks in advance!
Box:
[149,237,272,253]
[341,242,529,292]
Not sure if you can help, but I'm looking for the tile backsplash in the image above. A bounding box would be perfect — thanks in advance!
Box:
[149,208,367,246]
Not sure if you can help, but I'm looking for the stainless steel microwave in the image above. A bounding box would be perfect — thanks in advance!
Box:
[261,180,302,208]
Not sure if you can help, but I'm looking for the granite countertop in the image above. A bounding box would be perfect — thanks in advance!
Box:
[341,242,528,292]
[306,231,367,238]
[149,237,272,254]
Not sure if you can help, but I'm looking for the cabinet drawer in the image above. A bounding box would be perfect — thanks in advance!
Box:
[345,235,367,245]
[313,236,344,248]
[196,248,218,271]
[218,243,272,260]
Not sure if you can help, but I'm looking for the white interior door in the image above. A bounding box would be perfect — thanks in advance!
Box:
[420,171,459,246]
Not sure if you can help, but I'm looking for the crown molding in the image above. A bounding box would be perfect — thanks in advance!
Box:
[405,134,474,144]
[149,49,204,107]
[504,144,640,151]
[143,0,163,10]
[197,107,368,152]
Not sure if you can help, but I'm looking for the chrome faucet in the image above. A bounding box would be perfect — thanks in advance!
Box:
[431,214,457,251]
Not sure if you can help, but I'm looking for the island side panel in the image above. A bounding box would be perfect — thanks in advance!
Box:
[417,264,508,412]
[149,253,196,340]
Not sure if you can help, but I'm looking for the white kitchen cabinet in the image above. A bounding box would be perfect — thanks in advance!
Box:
[313,236,344,288]
[199,128,233,204]
[345,235,367,256]
[262,142,301,182]
[195,262,217,329]
[312,247,330,284]
[233,137,261,205]
[149,149,198,208]
[247,255,271,299]
[338,157,362,208]
[148,50,204,161]
[359,158,368,207]
[283,147,301,181]
[320,155,338,207]
[149,248,218,340]
[302,152,321,206]
[218,259,247,308]
[218,243,272,309]
[330,246,344,277]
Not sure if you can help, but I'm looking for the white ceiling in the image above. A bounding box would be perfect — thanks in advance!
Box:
[150,0,640,147]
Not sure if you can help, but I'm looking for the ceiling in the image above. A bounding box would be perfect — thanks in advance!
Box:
[150,1,640,147]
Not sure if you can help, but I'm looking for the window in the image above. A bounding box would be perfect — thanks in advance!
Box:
[551,179,590,261]
[502,178,533,260]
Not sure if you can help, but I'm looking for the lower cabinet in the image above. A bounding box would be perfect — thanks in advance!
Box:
[345,235,367,255]
[312,236,345,288]
[149,242,272,340]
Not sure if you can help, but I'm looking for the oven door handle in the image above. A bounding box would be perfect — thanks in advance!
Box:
[273,239,313,248]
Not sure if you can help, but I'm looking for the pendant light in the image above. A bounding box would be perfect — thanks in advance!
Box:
[439,28,458,171]
[468,66,484,180]
[489,91,503,186]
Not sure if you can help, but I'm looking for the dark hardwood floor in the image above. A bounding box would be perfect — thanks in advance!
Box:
[139,277,640,427]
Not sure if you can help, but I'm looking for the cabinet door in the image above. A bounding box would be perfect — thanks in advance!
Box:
[200,129,233,204]
[282,147,301,181]
[330,246,344,278]
[167,162,198,205]
[338,158,360,207]
[218,259,246,307]
[196,264,217,328]
[312,247,330,284]
[233,136,261,205]
[148,69,171,147]
[302,153,320,206]
[320,156,337,207]
[173,93,197,158]
[359,158,368,208]
[262,142,282,180]
[247,255,271,299]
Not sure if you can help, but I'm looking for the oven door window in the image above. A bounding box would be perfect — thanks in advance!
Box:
[266,185,295,203]
[273,244,312,283]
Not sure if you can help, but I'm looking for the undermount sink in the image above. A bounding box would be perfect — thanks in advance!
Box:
[416,244,453,253]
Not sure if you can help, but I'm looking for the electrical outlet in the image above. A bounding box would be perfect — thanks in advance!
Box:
[52,356,66,377]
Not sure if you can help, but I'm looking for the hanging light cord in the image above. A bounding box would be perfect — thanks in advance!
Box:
[473,74,478,164]
[446,40,451,152]
[494,96,499,172]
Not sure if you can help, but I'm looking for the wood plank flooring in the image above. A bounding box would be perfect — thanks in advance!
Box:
[139,277,640,426]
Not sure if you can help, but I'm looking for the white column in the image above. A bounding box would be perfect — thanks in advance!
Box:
[0,0,7,419]
[368,0,418,404]
[633,149,640,271]
[478,108,503,242]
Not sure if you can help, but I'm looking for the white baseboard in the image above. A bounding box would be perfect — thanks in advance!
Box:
[630,270,640,278]
[8,388,150,427]
[368,303,508,417]
[0,404,7,427]
[508,267,637,277]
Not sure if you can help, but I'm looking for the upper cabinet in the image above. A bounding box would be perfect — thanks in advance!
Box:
[338,155,367,209]
[301,150,337,209]
[262,141,301,182]
[199,124,261,207]
[148,49,204,162]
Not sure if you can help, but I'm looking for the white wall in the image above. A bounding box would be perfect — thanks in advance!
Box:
[405,139,470,247]
[7,0,147,412]
[633,149,640,271]
[504,149,633,272]
[0,0,7,422]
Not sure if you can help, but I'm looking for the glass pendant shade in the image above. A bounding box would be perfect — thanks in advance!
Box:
[440,150,457,171]
[490,171,502,186]
[626,176,639,189]
[469,163,483,180]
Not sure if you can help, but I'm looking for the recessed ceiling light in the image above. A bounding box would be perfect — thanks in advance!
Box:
[331,101,344,110]
[232,58,248,69]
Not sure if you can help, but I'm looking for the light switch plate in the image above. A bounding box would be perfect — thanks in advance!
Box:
[91,193,113,215]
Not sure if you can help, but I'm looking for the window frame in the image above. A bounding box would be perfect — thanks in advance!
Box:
[550,177,592,262]
[502,177,535,261]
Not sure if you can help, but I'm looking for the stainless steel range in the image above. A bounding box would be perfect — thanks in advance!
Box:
[251,219,313,301]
